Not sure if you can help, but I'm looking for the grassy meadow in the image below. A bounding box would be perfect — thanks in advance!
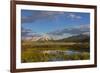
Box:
[21,41,90,63]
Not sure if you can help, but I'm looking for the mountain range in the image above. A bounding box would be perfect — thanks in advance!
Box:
[57,34,89,42]
[22,33,89,42]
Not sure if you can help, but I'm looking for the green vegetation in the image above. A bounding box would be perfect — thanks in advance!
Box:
[21,41,90,63]
[21,48,90,62]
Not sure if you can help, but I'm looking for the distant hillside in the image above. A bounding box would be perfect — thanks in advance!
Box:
[57,34,90,42]
[22,32,90,42]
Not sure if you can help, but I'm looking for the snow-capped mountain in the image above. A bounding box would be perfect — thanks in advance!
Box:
[22,33,53,41]
[38,34,52,41]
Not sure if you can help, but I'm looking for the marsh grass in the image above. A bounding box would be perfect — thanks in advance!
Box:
[21,41,90,63]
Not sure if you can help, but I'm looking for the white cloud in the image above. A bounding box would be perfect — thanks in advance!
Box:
[68,13,82,19]
[47,24,90,36]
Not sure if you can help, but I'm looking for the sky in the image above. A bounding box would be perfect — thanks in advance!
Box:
[21,9,90,39]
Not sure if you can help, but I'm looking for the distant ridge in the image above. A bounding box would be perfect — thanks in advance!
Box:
[58,34,89,42]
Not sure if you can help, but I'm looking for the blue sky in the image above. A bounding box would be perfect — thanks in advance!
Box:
[21,9,90,39]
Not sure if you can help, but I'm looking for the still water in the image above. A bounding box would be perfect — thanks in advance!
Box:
[42,50,83,61]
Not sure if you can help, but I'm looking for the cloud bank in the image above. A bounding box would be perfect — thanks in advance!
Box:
[21,10,82,24]
[47,25,90,36]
